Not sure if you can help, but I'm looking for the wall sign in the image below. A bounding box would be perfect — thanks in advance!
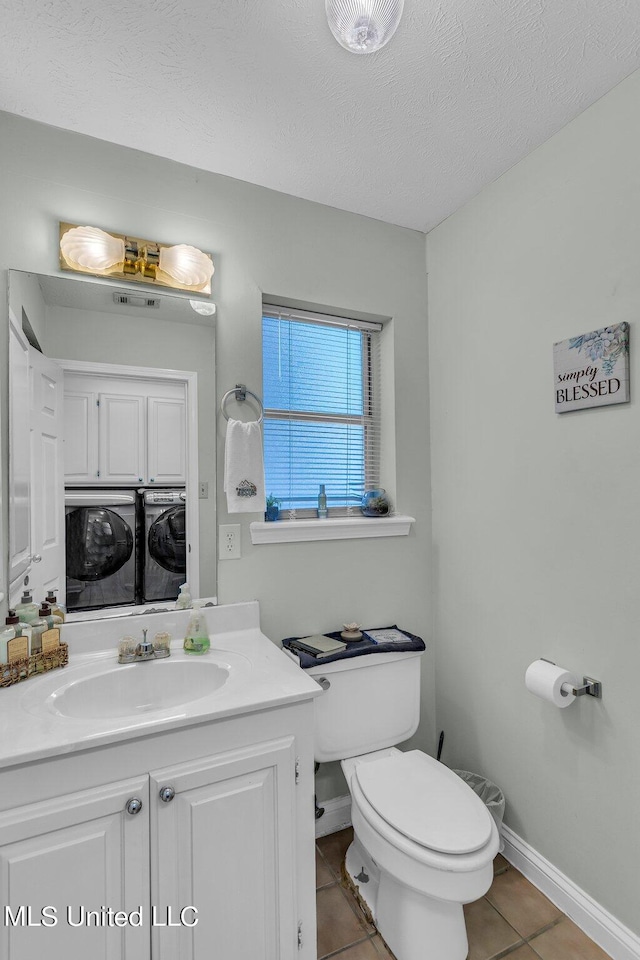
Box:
[553,322,629,413]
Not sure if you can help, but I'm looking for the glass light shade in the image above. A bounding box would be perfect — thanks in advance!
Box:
[326,0,404,54]
[60,225,125,272]
[189,299,216,316]
[159,244,215,287]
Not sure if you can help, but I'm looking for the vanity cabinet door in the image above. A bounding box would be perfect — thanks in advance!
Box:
[150,737,298,960]
[98,393,147,484]
[0,776,151,960]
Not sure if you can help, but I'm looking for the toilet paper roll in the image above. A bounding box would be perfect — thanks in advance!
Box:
[525,659,578,708]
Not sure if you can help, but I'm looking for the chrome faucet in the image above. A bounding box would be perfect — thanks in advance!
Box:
[135,629,156,661]
[118,627,171,664]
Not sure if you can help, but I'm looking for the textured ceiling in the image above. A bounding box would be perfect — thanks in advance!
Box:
[1,0,639,231]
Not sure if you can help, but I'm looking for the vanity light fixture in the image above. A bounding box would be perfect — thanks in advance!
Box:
[59,222,215,295]
[325,0,404,54]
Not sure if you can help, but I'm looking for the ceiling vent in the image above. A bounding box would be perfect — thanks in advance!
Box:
[113,292,161,308]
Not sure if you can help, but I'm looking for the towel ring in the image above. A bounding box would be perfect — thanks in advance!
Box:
[221,384,264,423]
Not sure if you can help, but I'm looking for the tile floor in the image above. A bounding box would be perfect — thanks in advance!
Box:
[315,828,613,960]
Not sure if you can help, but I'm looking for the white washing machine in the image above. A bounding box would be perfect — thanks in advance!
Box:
[142,489,186,603]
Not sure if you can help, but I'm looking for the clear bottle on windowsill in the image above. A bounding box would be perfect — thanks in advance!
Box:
[317,484,328,519]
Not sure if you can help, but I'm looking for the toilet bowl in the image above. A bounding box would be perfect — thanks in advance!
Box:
[341,748,499,960]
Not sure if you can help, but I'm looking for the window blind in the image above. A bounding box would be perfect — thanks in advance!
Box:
[262,307,382,514]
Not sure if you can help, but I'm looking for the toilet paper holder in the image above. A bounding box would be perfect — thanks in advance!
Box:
[540,659,602,699]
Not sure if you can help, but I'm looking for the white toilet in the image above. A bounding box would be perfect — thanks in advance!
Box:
[308,649,499,960]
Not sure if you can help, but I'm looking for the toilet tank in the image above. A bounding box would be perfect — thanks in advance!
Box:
[306,650,424,763]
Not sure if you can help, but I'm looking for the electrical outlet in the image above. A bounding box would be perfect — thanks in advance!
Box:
[218,524,241,560]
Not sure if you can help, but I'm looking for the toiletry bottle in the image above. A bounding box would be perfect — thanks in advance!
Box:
[15,589,39,624]
[45,590,66,622]
[176,583,192,610]
[317,483,328,519]
[1,611,31,668]
[0,611,19,663]
[38,601,63,630]
[183,600,210,655]
[29,606,50,656]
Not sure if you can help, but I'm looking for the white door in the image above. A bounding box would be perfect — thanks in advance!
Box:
[8,313,31,588]
[0,776,150,960]
[29,348,65,605]
[147,395,186,484]
[98,393,146,484]
[64,390,99,483]
[150,738,298,960]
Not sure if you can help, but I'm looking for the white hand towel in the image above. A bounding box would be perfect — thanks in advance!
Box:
[224,418,266,513]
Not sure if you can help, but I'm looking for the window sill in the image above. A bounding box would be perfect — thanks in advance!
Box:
[249,515,415,544]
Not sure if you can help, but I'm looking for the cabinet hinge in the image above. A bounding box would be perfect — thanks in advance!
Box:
[96,399,100,406]
[297,921,303,949]
[97,470,100,478]
[295,757,300,784]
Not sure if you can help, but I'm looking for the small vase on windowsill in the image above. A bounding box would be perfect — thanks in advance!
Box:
[361,489,391,517]
[265,494,281,522]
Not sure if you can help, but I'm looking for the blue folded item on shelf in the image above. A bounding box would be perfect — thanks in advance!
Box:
[282,625,425,668]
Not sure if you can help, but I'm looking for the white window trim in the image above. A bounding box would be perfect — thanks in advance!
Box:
[250,514,415,544]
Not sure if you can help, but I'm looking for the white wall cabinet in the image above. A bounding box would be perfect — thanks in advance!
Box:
[63,390,99,483]
[63,374,186,486]
[0,705,316,960]
[99,393,147,484]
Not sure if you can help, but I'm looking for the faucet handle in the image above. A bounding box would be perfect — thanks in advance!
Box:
[136,627,155,658]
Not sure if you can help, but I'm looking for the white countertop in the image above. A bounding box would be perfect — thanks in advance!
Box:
[0,602,320,770]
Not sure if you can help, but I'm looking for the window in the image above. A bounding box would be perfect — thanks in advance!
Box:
[262,306,382,515]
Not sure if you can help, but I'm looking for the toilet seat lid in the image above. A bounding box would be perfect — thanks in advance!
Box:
[354,751,493,855]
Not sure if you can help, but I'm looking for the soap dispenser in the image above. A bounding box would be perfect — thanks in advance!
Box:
[183,600,210,655]
[175,583,192,610]
[15,589,39,624]
[0,613,17,663]
[45,590,66,622]
[29,605,50,655]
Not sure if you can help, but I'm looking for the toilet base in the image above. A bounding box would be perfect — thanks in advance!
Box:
[344,834,469,960]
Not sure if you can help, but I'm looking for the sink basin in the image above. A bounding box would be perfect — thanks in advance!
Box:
[22,654,243,721]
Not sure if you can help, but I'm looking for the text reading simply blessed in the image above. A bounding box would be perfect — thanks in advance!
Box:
[553,323,629,413]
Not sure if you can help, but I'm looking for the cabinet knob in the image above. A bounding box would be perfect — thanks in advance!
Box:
[138,477,143,483]
[125,797,143,815]
[30,554,42,564]
[159,785,175,803]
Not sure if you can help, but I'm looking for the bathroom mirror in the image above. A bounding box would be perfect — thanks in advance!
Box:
[7,269,216,620]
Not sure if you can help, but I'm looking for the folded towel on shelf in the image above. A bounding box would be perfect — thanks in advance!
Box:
[223,417,266,513]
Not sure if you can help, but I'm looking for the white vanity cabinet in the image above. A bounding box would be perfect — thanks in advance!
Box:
[151,737,298,960]
[0,702,316,960]
[63,374,186,485]
[0,776,151,960]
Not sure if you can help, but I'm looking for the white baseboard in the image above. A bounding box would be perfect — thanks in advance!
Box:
[502,825,640,960]
[315,794,352,838]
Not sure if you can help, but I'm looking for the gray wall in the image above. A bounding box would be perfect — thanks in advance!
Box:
[0,111,433,802]
[427,70,640,933]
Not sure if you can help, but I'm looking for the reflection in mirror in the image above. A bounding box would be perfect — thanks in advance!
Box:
[7,271,216,622]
